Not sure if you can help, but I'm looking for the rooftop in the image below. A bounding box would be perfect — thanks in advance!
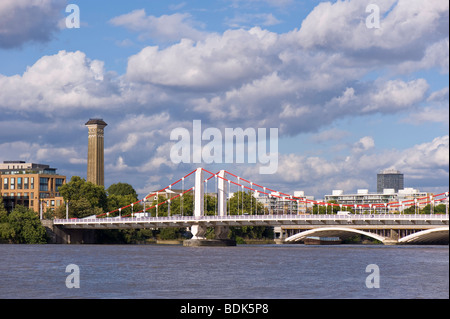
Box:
[85,118,108,126]
[379,168,402,174]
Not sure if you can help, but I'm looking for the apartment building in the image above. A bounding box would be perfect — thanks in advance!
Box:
[0,161,66,214]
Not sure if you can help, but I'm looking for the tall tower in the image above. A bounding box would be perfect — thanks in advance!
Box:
[85,118,107,186]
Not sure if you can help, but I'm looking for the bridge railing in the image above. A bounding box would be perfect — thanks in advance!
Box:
[53,213,448,225]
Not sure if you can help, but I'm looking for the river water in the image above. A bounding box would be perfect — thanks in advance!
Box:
[0,244,448,299]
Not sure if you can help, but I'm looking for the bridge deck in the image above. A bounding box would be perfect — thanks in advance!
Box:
[53,214,448,229]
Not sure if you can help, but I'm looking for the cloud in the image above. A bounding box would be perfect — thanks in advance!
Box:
[109,9,206,42]
[0,141,85,166]
[0,0,66,49]
[296,0,449,58]
[126,27,280,91]
[352,136,375,153]
[396,38,449,74]
[0,0,447,200]
[0,50,122,113]
[239,135,449,197]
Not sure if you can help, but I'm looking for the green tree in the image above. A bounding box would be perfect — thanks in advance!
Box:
[107,182,138,198]
[147,192,194,217]
[420,203,447,214]
[228,191,264,215]
[57,176,107,218]
[7,206,47,244]
[0,197,15,242]
[106,182,142,217]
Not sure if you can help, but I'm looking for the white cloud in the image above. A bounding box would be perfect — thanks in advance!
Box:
[296,0,449,56]
[352,136,375,153]
[0,0,447,200]
[0,50,122,112]
[361,79,429,113]
[126,27,279,90]
[396,38,449,74]
[239,135,449,197]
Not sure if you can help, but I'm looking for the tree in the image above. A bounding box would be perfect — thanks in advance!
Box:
[57,176,107,218]
[228,191,264,215]
[0,197,15,242]
[6,206,47,244]
[107,182,138,198]
[106,182,141,217]
[147,192,194,217]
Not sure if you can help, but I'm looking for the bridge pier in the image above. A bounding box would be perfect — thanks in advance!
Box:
[184,168,236,247]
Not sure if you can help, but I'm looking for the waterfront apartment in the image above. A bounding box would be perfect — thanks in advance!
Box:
[324,188,429,213]
[0,161,66,214]
[257,191,314,214]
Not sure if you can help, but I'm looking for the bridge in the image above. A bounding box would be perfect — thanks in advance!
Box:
[52,168,449,245]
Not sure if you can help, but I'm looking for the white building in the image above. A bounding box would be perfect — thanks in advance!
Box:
[324,188,429,213]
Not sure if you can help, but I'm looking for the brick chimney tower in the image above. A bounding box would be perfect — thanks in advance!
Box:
[85,118,107,186]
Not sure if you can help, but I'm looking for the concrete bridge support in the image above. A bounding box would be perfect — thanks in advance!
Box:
[184,168,236,246]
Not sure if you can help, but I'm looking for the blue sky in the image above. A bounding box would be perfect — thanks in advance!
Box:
[0,0,448,199]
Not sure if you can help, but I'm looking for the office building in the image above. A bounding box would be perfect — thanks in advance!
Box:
[377,169,404,193]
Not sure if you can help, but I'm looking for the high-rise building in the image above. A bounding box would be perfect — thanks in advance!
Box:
[85,118,107,186]
[377,169,404,193]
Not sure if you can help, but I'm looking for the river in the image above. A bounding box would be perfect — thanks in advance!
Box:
[0,244,448,299]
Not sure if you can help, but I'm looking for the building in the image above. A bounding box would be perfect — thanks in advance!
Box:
[0,161,66,214]
[324,188,429,213]
[85,118,107,186]
[257,191,314,214]
[377,169,404,193]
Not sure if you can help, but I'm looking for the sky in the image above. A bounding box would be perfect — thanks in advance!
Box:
[0,0,448,200]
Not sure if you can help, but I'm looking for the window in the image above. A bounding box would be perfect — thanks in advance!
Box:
[55,178,64,191]
[24,177,29,189]
[10,178,15,190]
[17,177,22,190]
[40,177,49,191]
[3,178,8,190]
[30,177,34,189]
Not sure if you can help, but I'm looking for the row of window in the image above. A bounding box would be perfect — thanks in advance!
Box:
[3,177,34,190]
[2,192,62,199]
[3,198,63,208]
[2,177,64,191]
